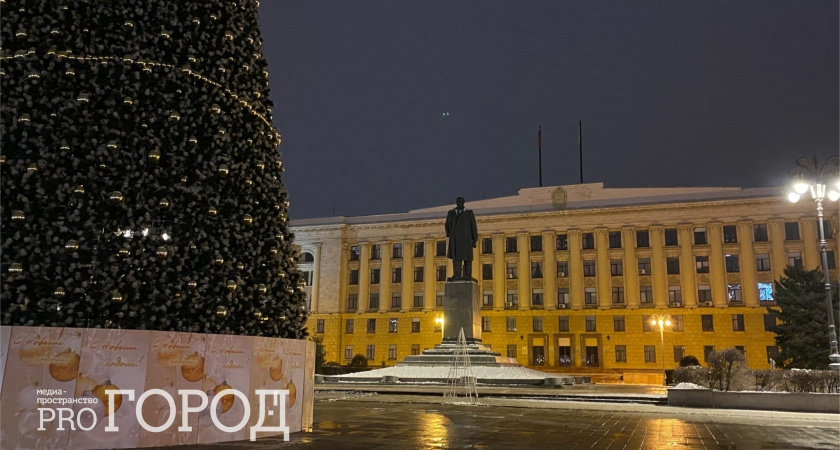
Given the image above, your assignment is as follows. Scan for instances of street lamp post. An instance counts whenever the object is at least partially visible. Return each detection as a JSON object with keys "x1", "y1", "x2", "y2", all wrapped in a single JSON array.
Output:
[
  {"x1": 435, "y1": 317, "x2": 444, "y2": 343},
  {"x1": 651, "y1": 314, "x2": 671, "y2": 386},
  {"x1": 787, "y1": 155, "x2": 840, "y2": 371}
]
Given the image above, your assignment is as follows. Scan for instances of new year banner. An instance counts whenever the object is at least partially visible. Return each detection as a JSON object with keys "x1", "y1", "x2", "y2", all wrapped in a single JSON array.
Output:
[
  {"x1": 136, "y1": 331, "x2": 207, "y2": 447},
  {"x1": 0, "y1": 326, "x2": 84, "y2": 449},
  {"x1": 196, "y1": 333, "x2": 254, "y2": 444},
  {"x1": 0, "y1": 327, "x2": 313, "y2": 450},
  {"x1": 67, "y1": 328, "x2": 151, "y2": 449},
  {"x1": 249, "y1": 336, "x2": 305, "y2": 438}
]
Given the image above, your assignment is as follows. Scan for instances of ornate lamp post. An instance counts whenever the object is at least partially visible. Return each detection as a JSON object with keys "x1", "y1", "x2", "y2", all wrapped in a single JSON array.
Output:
[
  {"x1": 787, "y1": 155, "x2": 840, "y2": 370},
  {"x1": 435, "y1": 317, "x2": 444, "y2": 342},
  {"x1": 651, "y1": 314, "x2": 671, "y2": 386}
]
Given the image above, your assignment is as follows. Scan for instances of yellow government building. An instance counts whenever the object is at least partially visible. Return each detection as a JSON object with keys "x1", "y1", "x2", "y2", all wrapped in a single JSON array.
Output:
[{"x1": 291, "y1": 183, "x2": 839, "y2": 376}]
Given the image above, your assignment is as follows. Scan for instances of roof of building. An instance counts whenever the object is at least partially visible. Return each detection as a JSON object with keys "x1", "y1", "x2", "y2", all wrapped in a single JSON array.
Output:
[{"x1": 290, "y1": 182, "x2": 783, "y2": 228}]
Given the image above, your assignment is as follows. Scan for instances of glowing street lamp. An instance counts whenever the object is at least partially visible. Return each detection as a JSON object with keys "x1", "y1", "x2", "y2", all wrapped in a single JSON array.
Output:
[
  {"x1": 435, "y1": 317, "x2": 444, "y2": 342},
  {"x1": 787, "y1": 155, "x2": 840, "y2": 370},
  {"x1": 651, "y1": 314, "x2": 671, "y2": 386}
]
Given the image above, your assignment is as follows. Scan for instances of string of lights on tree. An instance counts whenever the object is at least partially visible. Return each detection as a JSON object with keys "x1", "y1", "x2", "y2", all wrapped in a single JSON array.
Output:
[{"x1": 1, "y1": 0, "x2": 309, "y2": 338}]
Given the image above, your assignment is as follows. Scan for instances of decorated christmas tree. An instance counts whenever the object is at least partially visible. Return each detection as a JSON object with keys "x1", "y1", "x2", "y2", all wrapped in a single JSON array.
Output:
[{"x1": 1, "y1": 0, "x2": 309, "y2": 338}]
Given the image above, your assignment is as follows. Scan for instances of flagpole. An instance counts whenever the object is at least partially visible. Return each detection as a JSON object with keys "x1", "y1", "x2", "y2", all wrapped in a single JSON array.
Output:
[
  {"x1": 538, "y1": 125, "x2": 543, "y2": 187},
  {"x1": 579, "y1": 120, "x2": 583, "y2": 184}
]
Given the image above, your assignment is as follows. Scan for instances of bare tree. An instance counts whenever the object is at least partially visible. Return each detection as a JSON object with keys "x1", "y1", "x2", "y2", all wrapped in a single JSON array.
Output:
[{"x1": 707, "y1": 348, "x2": 747, "y2": 391}]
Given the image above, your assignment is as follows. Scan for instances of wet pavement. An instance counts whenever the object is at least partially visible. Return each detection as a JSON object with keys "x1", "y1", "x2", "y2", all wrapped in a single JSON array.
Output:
[{"x1": 152, "y1": 393, "x2": 840, "y2": 450}]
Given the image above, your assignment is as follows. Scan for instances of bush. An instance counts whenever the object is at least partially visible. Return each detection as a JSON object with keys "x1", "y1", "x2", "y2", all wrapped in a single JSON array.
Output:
[
  {"x1": 679, "y1": 355, "x2": 701, "y2": 367},
  {"x1": 349, "y1": 354, "x2": 369, "y2": 368},
  {"x1": 324, "y1": 361, "x2": 341, "y2": 367},
  {"x1": 672, "y1": 366, "x2": 709, "y2": 387}
]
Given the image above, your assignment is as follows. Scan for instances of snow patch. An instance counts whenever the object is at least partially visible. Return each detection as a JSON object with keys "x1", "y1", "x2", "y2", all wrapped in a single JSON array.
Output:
[{"x1": 672, "y1": 382, "x2": 707, "y2": 390}]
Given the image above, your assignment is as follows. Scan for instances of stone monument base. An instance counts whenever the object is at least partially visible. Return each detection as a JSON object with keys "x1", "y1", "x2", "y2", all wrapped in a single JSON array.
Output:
[{"x1": 400, "y1": 341, "x2": 519, "y2": 366}]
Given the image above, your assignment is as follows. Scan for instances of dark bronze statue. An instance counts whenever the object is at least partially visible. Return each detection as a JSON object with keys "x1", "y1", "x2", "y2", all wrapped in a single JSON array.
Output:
[{"x1": 445, "y1": 197, "x2": 478, "y2": 279}]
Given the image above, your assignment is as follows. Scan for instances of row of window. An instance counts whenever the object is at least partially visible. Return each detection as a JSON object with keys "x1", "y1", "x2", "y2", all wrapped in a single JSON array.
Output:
[
  {"x1": 348, "y1": 221, "x2": 833, "y2": 261},
  {"x1": 347, "y1": 251, "x2": 837, "y2": 285},
  {"x1": 316, "y1": 313, "x2": 776, "y2": 336},
  {"x1": 345, "y1": 280, "x2": 773, "y2": 312}
]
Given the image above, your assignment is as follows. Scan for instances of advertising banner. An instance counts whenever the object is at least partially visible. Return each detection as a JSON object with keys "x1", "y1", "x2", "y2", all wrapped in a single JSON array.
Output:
[{"x1": 196, "y1": 333, "x2": 254, "y2": 444}]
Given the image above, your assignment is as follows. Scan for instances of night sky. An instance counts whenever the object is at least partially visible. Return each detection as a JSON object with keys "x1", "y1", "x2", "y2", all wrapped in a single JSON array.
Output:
[{"x1": 259, "y1": 1, "x2": 838, "y2": 220}]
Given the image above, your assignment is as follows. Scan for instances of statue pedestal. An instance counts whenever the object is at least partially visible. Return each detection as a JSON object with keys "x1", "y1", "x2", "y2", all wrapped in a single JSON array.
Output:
[{"x1": 443, "y1": 279, "x2": 481, "y2": 344}]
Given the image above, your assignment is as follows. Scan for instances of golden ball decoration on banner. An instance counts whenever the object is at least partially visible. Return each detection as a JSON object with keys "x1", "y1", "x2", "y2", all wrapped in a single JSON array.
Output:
[
  {"x1": 65, "y1": 240, "x2": 79, "y2": 252},
  {"x1": 215, "y1": 305, "x2": 228, "y2": 318},
  {"x1": 109, "y1": 191, "x2": 124, "y2": 204},
  {"x1": 11, "y1": 210, "x2": 25, "y2": 221},
  {"x1": 54, "y1": 287, "x2": 66, "y2": 298},
  {"x1": 110, "y1": 291, "x2": 124, "y2": 304},
  {"x1": 226, "y1": 280, "x2": 237, "y2": 291},
  {"x1": 8, "y1": 263, "x2": 23, "y2": 274},
  {"x1": 155, "y1": 247, "x2": 168, "y2": 259}
]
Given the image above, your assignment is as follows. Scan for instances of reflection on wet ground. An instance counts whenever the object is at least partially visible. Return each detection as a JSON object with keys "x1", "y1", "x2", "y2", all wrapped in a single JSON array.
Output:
[{"x1": 151, "y1": 397, "x2": 840, "y2": 449}]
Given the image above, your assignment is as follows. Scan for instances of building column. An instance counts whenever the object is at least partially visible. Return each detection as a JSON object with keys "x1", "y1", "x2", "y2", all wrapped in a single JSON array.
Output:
[
  {"x1": 568, "y1": 230, "x2": 584, "y2": 309},
  {"x1": 622, "y1": 227, "x2": 639, "y2": 308},
  {"x1": 401, "y1": 239, "x2": 413, "y2": 312},
  {"x1": 358, "y1": 243, "x2": 370, "y2": 311},
  {"x1": 312, "y1": 244, "x2": 321, "y2": 313},
  {"x1": 650, "y1": 226, "x2": 668, "y2": 308},
  {"x1": 707, "y1": 222, "x2": 727, "y2": 307},
  {"x1": 595, "y1": 228, "x2": 611, "y2": 308},
  {"x1": 737, "y1": 221, "x2": 759, "y2": 307},
  {"x1": 493, "y1": 234, "x2": 505, "y2": 309},
  {"x1": 379, "y1": 241, "x2": 391, "y2": 312},
  {"x1": 518, "y1": 232, "x2": 530, "y2": 308},
  {"x1": 800, "y1": 218, "x2": 820, "y2": 270},
  {"x1": 471, "y1": 245, "x2": 480, "y2": 282},
  {"x1": 424, "y1": 238, "x2": 435, "y2": 311},
  {"x1": 543, "y1": 230, "x2": 557, "y2": 309},
  {"x1": 768, "y1": 219, "x2": 787, "y2": 282},
  {"x1": 339, "y1": 244, "x2": 349, "y2": 313},
  {"x1": 677, "y1": 224, "x2": 697, "y2": 307}
]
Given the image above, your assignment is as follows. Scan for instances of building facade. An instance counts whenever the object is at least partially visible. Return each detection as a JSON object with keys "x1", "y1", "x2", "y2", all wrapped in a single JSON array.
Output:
[{"x1": 292, "y1": 183, "x2": 839, "y2": 375}]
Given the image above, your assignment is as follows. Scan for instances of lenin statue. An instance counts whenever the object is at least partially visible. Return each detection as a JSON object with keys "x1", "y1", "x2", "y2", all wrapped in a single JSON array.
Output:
[{"x1": 445, "y1": 197, "x2": 478, "y2": 279}]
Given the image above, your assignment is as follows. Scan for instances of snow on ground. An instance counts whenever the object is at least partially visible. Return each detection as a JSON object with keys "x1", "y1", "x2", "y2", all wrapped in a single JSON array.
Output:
[
  {"x1": 672, "y1": 382, "x2": 707, "y2": 390},
  {"x1": 337, "y1": 365, "x2": 560, "y2": 380}
]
